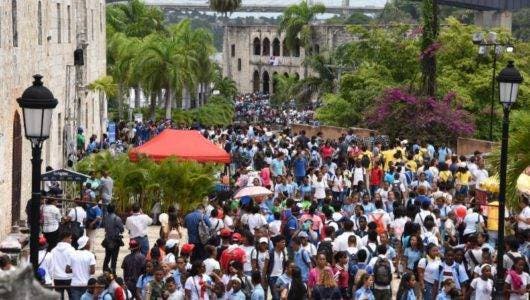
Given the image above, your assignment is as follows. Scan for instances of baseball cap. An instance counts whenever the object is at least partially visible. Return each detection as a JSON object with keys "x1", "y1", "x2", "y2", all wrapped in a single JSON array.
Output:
[
  {"x1": 166, "y1": 239, "x2": 178, "y2": 249},
  {"x1": 129, "y1": 239, "x2": 139, "y2": 249},
  {"x1": 181, "y1": 243, "x2": 195, "y2": 254},
  {"x1": 220, "y1": 228, "x2": 233, "y2": 238},
  {"x1": 298, "y1": 231, "x2": 309, "y2": 239},
  {"x1": 77, "y1": 236, "x2": 89, "y2": 250},
  {"x1": 259, "y1": 237, "x2": 269, "y2": 244}
]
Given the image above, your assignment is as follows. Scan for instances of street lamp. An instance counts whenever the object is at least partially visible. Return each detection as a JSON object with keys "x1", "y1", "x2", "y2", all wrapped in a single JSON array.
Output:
[
  {"x1": 494, "y1": 61, "x2": 523, "y2": 298},
  {"x1": 16, "y1": 75, "x2": 58, "y2": 275},
  {"x1": 472, "y1": 31, "x2": 514, "y2": 141}
]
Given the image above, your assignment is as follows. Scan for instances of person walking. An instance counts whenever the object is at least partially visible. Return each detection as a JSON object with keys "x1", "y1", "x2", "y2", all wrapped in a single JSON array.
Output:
[
  {"x1": 42, "y1": 198, "x2": 62, "y2": 250},
  {"x1": 50, "y1": 230, "x2": 76, "y2": 300},
  {"x1": 121, "y1": 239, "x2": 146, "y2": 299},
  {"x1": 125, "y1": 203, "x2": 153, "y2": 256},
  {"x1": 100, "y1": 170, "x2": 114, "y2": 220},
  {"x1": 70, "y1": 236, "x2": 96, "y2": 300},
  {"x1": 103, "y1": 204, "x2": 124, "y2": 274},
  {"x1": 184, "y1": 204, "x2": 211, "y2": 261}
]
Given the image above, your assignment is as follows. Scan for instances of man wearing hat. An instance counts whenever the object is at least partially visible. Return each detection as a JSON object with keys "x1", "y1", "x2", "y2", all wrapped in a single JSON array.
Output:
[
  {"x1": 70, "y1": 235, "x2": 96, "y2": 300},
  {"x1": 121, "y1": 239, "x2": 146, "y2": 299}
]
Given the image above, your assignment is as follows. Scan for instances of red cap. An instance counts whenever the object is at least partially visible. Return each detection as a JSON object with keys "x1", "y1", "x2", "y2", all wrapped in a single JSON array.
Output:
[
  {"x1": 231, "y1": 233, "x2": 242, "y2": 242},
  {"x1": 129, "y1": 239, "x2": 139, "y2": 249},
  {"x1": 38, "y1": 236, "x2": 47, "y2": 246},
  {"x1": 181, "y1": 243, "x2": 195, "y2": 254},
  {"x1": 220, "y1": 228, "x2": 233, "y2": 238}
]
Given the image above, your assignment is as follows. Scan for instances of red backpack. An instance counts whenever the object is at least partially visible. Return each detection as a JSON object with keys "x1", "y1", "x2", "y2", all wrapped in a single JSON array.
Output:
[
  {"x1": 373, "y1": 214, "x2": 387, "y2": 235},
  {"x1": 220, "y1": 246, "x2": 246, "y2": 272}
]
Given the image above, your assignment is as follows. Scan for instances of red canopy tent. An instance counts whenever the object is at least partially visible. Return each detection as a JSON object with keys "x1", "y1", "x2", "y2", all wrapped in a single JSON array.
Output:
[{"x1": 129, "y1": 129, "x2": 230, "y2": 164}]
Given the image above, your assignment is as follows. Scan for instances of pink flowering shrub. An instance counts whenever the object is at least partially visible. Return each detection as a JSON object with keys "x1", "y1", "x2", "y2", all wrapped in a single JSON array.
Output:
[{"x1": 365, "y1": 88, "x2": 475, "y2": 143}]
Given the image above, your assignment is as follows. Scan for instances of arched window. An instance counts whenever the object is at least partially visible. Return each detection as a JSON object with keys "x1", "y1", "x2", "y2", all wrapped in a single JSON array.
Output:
[
  {"x1": 282, "y1": 39, "x2": 290, "y2": 57},
  {"x1": 262, "y1": 71, "x2": 270, "y2": 95},
  {"x1": 272, "y1": 72, "x2": 278, "y2": 93},
  {"x1": 283, "y1": 72, "x2": 289, "y2": 78},
  {"x1": 262, "y1": 38, "x2": 270, "y2": 56},
  {"x1": 293, "y1": 38, "x2": 301, "y2": 57},
  {"x1": 253, "y1": 70, "x2": 260, "y2": 92},
  {"x1": 253, "y1": 37, "x2": 261, "y2": 55},
  {"x1": 294, "y1": 73, "x2": 300, "y2": 80},
  {"x1": 272, "y1": 38, "x2": 280, "y2": 56}
]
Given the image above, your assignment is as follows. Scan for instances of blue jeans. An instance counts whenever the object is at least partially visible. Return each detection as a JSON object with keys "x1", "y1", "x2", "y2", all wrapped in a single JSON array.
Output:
[
  {"x1": 424, "y1": 281, "x2": 434, "y2": 300},
  {"x1": 70, "y1": 286, "x2": 86, "y2": 300},
  {"x1": 488, "y1": 230, "x2": 498, "y2": 247},
  {"x1": 134, "y1": 236, "x2": 149, "y2": 256},
  {"x1": 269, "y1": 276, "x2": 279, "y2": 300}
]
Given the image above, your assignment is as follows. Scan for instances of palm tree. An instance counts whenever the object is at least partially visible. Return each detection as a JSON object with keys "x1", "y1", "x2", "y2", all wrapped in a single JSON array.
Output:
[
  {"x1": 278, "y1": 1, "x2": 326, "y2": 54},
  {"x1": 88, "y1": 76, "x2": 118, "y2": 136},
  {"x1": 106, "y1": 0, "x2": 165, "y2": 38},
  {"x1": 213, "y1": 75, "x2": 238, "y2": 100},
  {"x1": 210, "y1": 0, "x2": 242, "y2": 79}
]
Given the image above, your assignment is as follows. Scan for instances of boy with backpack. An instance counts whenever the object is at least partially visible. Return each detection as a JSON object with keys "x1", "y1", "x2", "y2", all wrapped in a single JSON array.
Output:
[
  {"x1": 291, "y1": 237, "x2": 313, "y2": 283},
  {"x1": 367, "y1": 245, "x2": 395, "y2": 299}
]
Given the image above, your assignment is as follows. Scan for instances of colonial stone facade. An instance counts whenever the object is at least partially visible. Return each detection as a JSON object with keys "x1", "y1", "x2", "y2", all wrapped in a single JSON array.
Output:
[
  {"x1": 0, "y1": 0, "x2": 107, "y2": 239},
  {"x1": 222, "y1": 24, "x2": 354, "y2": 94}
]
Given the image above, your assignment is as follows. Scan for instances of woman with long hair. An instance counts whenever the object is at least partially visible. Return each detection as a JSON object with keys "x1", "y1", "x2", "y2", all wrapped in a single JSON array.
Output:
[
  {"x1": 396, "y1": 272, "x2": 418, "y2": 300},
  {"x1": 280, "y1": 266, "x2": 307, "y2": 300},
  {"x1": 403, "y1": 235, "x2": 423, "y2": 274},
  {"x1": 184, "y1": 260, "x2": 213, "y2": 300},
  {"x1": 417, "y1": 243, "x2": 442, "y2": 300},
  {"x1": 312, "y1": 267, "x2": 342, "y2": 300},
  {"x1": 504, "y1": 257, "x2": 530, "y2": 299}
]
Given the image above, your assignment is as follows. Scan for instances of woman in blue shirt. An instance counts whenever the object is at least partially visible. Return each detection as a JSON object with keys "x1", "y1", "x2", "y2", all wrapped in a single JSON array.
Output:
[
  {"x1": 354, "y1": 273, "x2": 375, "y2": 300},
  {"x1": 404, "y1": 235, "x2": 423, "y2": 272}
]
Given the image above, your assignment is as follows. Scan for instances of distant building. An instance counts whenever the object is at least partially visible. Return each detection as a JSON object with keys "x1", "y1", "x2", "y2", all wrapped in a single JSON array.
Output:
[
  {"x1": 222, "y1": 24, "x2": 354, "y2": 94},
  {"x1": 0, "y1": 0, "x2": 106, "y2": 238}
]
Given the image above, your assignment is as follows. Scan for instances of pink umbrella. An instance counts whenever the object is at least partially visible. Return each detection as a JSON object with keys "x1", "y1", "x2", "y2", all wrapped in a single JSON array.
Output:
[{"x1": 234, "y1": 186, "x2": 273, "y2": 199}]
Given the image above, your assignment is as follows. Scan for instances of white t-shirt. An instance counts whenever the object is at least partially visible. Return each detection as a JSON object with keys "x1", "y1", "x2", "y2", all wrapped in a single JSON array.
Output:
[
  {"x1": 269, "y1": 220, "x2": 282, "y2": 236},
  {"x1": 369, "y1": 209, "x2": 391, "y2": 228},
  {"x1": 70, "y1": 250, "x2": 96, "y2": 286},
  {"x1": 390, "y1": 217, "x2": 410, "y2": 239},
  {"x1": 49, "y1": 242, "x2": 75, "y2": 280},
  {"x1": 333, "y1": 232, "x2": 359, "y2": 252},
  {"x1": 243, "y1": 245, "x2": 255, "y2": 272},
  {"x1": 505, "y1": 271, "x2": 530, "y2": 300},
  {"x1": 313, "y1": 180, "x2": 327, "y2": 199},
  {"x1": 209, "y1": 218, "x2": 224, "y2": 233},
  {"x1": 68, "y1": 207, "x2": 87, "y2": 226},
  {"x1": 250, "y1": 249, "x2": 270, "y2": 272},
  {"x1": 224, "y1": 215, "x2": 234, "y2": 229},
  {"x1": 352, "y1": 167, "x2": 365, "y2": 186},
  {"x1": 418, "y1": 258, "x2": 442, "y2": 284},
  {"x1": 302, "y1": 243, "x2": 317, "y2": 257},
  {"x1": 203, "y1": 258, "x2": 220, "y2": 276},
  {"x1": 184, "y1": 275, "x2": 212, "y2": 300},
  {"x1": 248, "y1": 214, "x2": 266, "y2": 234},
  {"x1": 270, "y1": 250, "x2": 286, "y2": 277},
  {"x1": 42, "y1": 204, "x2": 62, "y2": 233},
  {"x1": 518, "y1": 206, "x2": 530, "y2": 231},
  {"x1": 470, "y1": 277, "x2": 493, "y2": 300},
  {"x1": 463, "y1": 212, "x2": 484, "y2": 235}
]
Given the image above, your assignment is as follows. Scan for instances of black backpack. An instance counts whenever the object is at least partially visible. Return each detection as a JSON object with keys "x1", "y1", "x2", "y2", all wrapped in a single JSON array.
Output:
[
  {"x1": 317, "y1": 240, "x2": 333, "y2": 264},
  {"x1": 373, "y1": 258, "x2": 392, "y2": 286}
]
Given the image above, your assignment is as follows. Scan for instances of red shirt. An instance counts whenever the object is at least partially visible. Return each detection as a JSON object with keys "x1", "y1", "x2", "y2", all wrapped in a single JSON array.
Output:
[
  {"x1": 370, "y1": 167, "x2": 383, "y2": 186},
  {"x1": 320, "y1": 146, "x2": 334, "y2": 159},
  {"x1": 333, "y1": 265, "x2": 349, "y2": 288}
]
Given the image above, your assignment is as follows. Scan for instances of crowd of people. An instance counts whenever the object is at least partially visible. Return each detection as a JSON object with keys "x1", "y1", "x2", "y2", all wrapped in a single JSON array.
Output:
[{"x1": 4, "y1": 94, "x2": 530, "y2": 300}]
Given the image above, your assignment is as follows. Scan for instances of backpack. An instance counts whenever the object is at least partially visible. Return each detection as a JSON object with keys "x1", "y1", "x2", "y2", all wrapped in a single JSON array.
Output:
[
  {"x1": 365, "y1": 244, "x2": 377, "y2": 260},
  {"x1": 373, "y1": 214, "x2": 387, "y2": 235},
  {"x1": 348, "y1": 253, "x2": 359, "y2": 276},
  {"x1": 198, "y1": 214, "x2": 212, "y2": 245},
  {"x1": 220, "y1": 247, "x2": 247, "y2": 272},
  {"x1": 361, "y1": 154, "x2": 371, "y2": 169},
  {"x1": 317, "y1": 241, "x2": 333, "y2": 264},
  {"x1": 373, "y1": 258, "x2": 392, "y2": 286},
  {"x1": 240, "y1": 275, "x2": 252, "y2": 300},
  {"x1": 392, "y1": 182, "x2": 403, "y2": 202}
]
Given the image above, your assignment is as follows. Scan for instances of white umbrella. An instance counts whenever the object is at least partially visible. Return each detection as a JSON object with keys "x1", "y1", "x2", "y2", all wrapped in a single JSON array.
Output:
[{"x1": 234, "y1": 186, "x2": 273, "y2": 199}]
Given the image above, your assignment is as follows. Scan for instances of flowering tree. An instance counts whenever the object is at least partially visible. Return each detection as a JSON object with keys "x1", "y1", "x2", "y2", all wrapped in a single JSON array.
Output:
[{"x1": 365, "y1": 88, "x2": 475, "y2": 144}]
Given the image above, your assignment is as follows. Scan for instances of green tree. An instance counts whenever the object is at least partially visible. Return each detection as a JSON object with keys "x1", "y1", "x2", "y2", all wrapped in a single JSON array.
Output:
[
  {"x1": 213, "y1": 74, "x2": 238, "y2": 100},
  {"x1": 209, "y1": 0, "x2": 242, "y2": 16},
  {"x1": 106, "y1": 0, "x2": 165, "y2": 37},
  {"x1": 278, "y1": 0, "x2": 326, "y2": 53},
  {"x1": 513, "y1": 8, "x2": 530, "y2": 41}
]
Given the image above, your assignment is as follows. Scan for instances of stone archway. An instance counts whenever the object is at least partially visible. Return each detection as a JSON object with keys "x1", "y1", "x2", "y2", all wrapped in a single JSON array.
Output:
[
  {"x1": 11, "y1": 111, "x2": 22, "y2": 225},
  {"x1": 253, "y1": 70, "x2": 260, "y2": 92},
  {"x1": 253, "y1": 37, "x2": 261, "y2": 55},
  {"x1": 262, "y1": 38, "x2": 270, "y2": 56},
  {"x1": 262, "y1": 71, "x2": 270, "y2": 94},
  {"x1": 272, "y1": 38, "x2": 281, "y2": 56}
]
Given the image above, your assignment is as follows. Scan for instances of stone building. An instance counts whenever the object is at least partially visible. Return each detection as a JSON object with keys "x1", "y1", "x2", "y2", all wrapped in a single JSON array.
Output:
[
  {"x1": 222, "y1": 24, "x2": 354, "y2": 94},
  {"x1": 0, "y1": 0, "x2": 107, "y2": 239}
]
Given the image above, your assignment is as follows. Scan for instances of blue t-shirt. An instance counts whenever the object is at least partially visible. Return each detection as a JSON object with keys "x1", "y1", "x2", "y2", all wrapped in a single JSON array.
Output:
[
  {"x1": 293, "y1": 157, "x2": 307, "y2": 177},
  {"x1": 355, "y1": 287, "x2": 375, "y2": 300},
  {"x1": 404, "y1": 248, "x2": 422, "y2": 270},
  {"x1": 293, "y1": 249, "x2": 311, "y2": 282},
  {"x1": 86, "y1": 205, "x2": 102, "y2": 227},
  {"x1": 271, "y1": 159, "x2": 284, "y2": 176},
  {"x1": 362, "y1": 202, "x2": 376, "y2": 215},
  {"x1": 285, "y1": 216, "x2": 298, "y2": 242}
]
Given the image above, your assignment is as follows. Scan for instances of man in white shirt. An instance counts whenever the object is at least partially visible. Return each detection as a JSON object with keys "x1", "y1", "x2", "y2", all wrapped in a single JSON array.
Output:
[
  {"x1": 368, "y1": 201, "x2": 391, "y2": 231},
  {"x1": 247, "y1": 206, "x2": 267, "y2": 235},
  {"x1": 367, "y1": 245, "x2": 396, "y2": 299},
  {"x1": 125, "y1": 203, "x2": 153, "y2": 256},
  {"x1": 472, "y1": 160, "x2": 489, "y2": 189},
  {"x1": 70, "y1": 236, "x2": 96, "y2": 300},
  {"x1": 49, "y1": 230, "x2": 76, "y2": 299},
  {"x1": 42, "y1": 198, "x2": 62, "y2": 250},
  {"x1": 333, "y1": 220, "x2": 360, "y2": 252}
]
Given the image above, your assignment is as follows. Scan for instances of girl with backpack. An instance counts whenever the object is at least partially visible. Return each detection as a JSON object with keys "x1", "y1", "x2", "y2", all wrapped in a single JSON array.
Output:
[{"x1": 417, "y1": 243, "x2": 442, "y2": 300}]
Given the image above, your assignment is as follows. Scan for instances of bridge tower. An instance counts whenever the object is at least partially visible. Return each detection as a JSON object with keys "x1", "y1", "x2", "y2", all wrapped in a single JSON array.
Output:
[
  {"x1": 342, "y1": 0, "x2": 350, "y2": 17},
  {"x1": 474, "y1": 11, "x2": 512, "y2": 32}
]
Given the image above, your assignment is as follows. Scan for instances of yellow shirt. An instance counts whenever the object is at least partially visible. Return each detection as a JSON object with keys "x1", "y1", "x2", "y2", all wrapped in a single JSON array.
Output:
[
  {"x1": 413, "y1": 154, "x2": 424, "y2": 165},
  {"x1": 382, "y1": 149, "x2": 396, "y2": 170},
  {"x1": 456, "y1": 171, "x2": 472, "y2": 185},
  {"x1": 486, "y1": 201, "x2": 499, "y2": 231},
  {"x1": 439, "y1": 170, "x2": 453, "y2": 182},
  {"x1": 405, "y1": 160, "x2": 417, "y2": 172}
]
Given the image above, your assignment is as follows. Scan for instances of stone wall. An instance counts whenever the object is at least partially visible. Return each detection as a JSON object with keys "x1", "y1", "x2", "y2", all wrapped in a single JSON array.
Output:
[
  {"x1": 0, "y1": 0, "x2": 106, "y2": 239},
  {"x1": 223, "y1": 24, "x2": 354, "y2": 94},
  {"x1": 290, "y1": 124, "x2": 376, "y2": 140},
  {"x1": 457, "y1": 137, "x2": 498, "y2": 156}
]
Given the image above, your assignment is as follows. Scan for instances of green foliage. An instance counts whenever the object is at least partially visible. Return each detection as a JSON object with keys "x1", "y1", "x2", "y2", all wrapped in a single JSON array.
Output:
[
  {"x1": 88, "y1": 76, "x2": 118, "y2": 98},
  {"x1": 316, "y1": 94, "x2": 361, "y2": 127},
  {"x1": 106, "y1": 0, "x2": 165, "y2": 38},
  {"x1": 513, "y1": 8, "x2": 530, "y2": 41},
  {"x1": 278, "y1": 0, "x2": 326, "y2": 51},
  {"x1": 209, "y1": 0, "x2": 242, "y2": 15},
  {"x1": 213, "y1": 74, "x2": 238, "y2": 100},
  {"x1": 488, "y1": 110, "x2": 530, "y2": 209},
  {"x1": 76, "y1": 151, "x2": 218, "y2": 213},
  {"x1": 271, "y1": 74, "x2": 299, "y2": 106}
]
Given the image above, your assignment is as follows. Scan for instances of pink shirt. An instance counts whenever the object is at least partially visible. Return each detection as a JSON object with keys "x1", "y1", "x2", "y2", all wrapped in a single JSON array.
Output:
[
  {"x1": 308, "y1": 268, "x2": 322, "y2": 288},
  {"x1": 260, "y1": 167, "x2": 271, "y2": 186},
  {"x1": 300, "y1": 214, "x2": 323, "y2": 233}
]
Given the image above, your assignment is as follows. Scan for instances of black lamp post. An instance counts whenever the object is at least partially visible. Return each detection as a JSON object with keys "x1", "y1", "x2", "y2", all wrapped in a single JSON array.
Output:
[
  {"x1": 16, "y1": 75, "x2": 58, "y2": 275},
  {"x1": 494, "y1": 61, "x2": 523, "y2": 297},
  {"x1": 472, "y1": 31, "x2": 514, "y2": 141}
]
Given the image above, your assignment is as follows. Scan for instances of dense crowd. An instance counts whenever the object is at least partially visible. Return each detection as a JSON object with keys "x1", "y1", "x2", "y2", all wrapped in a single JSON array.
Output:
[{"x1": 6, "y1": 95, "x2": 530, "y2": 300}]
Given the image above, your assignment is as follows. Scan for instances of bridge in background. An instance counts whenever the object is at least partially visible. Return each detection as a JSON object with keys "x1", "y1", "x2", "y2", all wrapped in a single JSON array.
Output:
[{"x1": 106, "y1": 0, "x2": 386, "y2": 14}]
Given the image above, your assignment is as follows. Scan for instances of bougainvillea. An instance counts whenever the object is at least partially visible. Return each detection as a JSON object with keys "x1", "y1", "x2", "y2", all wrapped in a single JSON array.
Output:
[{"x1": 365, "y1": 88, "x2": 475, "y2": 144}]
